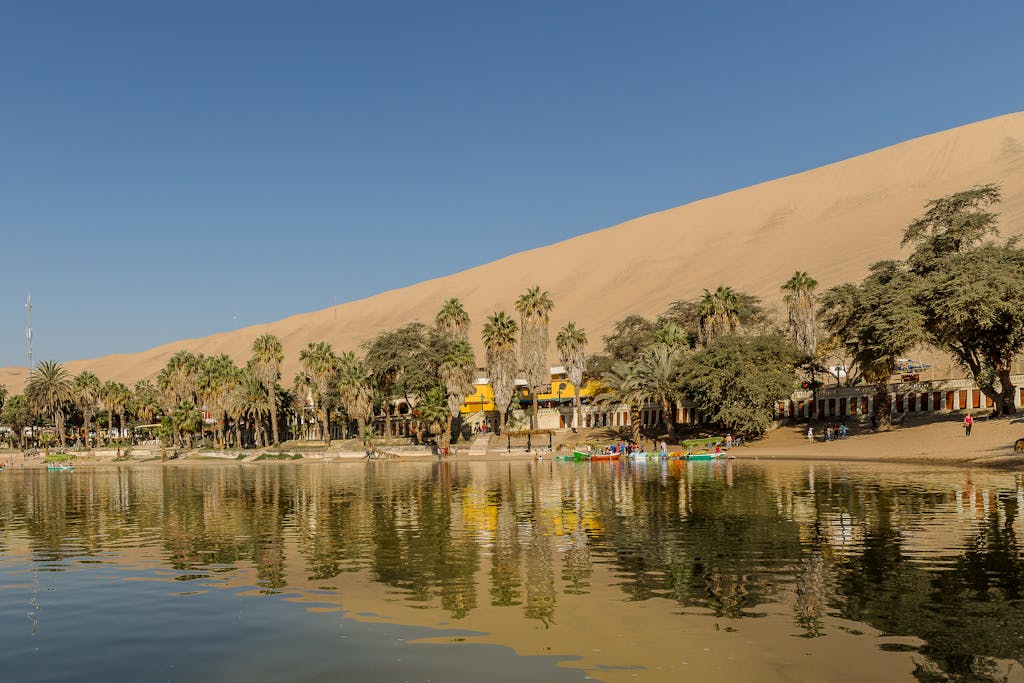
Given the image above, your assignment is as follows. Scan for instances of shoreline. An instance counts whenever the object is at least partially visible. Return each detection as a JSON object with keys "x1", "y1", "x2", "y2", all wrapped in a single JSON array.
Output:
[{"x1": 5, "y1": 414, "x2": 1023, "y2": 471}]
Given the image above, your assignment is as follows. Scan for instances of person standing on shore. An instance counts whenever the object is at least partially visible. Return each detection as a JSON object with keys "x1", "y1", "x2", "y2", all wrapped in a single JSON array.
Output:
[
  {"x1": 807, "y1": 426, "x2": 814, "y2": 443},
  {"x1": 963, "y1": 413, "x2": 974, "y2": 436}
]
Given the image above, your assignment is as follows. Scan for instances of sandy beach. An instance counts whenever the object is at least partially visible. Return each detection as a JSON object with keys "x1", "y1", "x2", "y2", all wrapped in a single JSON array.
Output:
[{"x1": 7, "y1": 413, "x2": 1024, "y2": 471}]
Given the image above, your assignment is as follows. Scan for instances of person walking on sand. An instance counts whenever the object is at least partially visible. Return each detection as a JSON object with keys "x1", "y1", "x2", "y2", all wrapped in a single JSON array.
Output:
[
  {"x1": 963, "y1": 413, "x2": 974, "y2": 437},
  {"x1": 807, "y1": 426, "x2": 814, "y2": 443}
]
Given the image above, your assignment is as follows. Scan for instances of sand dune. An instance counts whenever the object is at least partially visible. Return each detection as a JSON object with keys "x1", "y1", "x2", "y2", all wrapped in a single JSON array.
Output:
[{"x1": 4, "y1": 112, "x2": 1024, "y2": 391}]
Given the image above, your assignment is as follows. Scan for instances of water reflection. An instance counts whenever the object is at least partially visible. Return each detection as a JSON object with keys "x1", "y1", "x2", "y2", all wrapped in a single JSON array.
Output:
[{"x1": 2, "y1": 461, "x2": 1024, "y2": 681}]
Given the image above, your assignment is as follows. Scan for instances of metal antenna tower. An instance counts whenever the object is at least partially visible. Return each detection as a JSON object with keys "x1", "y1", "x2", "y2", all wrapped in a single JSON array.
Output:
[{"x1": 26, "y1": 293, "x2": 33, "y2": 370}]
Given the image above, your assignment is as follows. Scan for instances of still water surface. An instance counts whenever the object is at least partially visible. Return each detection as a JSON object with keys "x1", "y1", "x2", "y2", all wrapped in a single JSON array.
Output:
[{"x1": 1, "y1": 460, "x2": 1023, "y2": 682}]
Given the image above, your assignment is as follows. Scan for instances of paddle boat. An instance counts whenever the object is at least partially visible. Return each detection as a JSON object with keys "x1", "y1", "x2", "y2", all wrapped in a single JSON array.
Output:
[
  {"x1": 47, "y1": 463, "x2": 75, "y2": 472},
  {"x1": 588, "y1": 451, "x2": 620, "y2": 461}
]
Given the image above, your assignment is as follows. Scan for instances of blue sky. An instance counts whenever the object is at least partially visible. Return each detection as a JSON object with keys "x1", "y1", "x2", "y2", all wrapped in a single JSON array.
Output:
[{"x1": 2, "y1": 0, "x2": 1022, "y2": 368}]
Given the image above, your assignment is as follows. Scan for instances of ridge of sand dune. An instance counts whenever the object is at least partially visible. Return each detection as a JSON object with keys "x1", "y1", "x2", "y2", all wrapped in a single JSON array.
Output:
[{"x1": 4, "y1": 112, "x2": 1024, "y2": 391}]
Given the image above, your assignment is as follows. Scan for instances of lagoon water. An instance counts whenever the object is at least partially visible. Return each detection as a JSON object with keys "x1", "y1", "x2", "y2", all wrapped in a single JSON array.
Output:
[{"x1": 1, "y1": 459, "x2": 1023, "y2": 682}]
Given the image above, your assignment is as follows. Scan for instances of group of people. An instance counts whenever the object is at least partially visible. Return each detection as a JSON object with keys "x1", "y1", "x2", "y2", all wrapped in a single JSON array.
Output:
[{"x1": 807, "y1": 422, "x2": 848, "y2": 443}]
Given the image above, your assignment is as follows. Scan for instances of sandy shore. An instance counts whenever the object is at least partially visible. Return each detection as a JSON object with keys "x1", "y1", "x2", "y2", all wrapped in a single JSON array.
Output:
[{"x1": 5, "y1": 413, "x2": 1023, "y2": 470}]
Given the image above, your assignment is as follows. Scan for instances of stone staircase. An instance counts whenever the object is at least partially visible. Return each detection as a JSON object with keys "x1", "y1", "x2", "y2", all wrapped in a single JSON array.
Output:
[{"x1": 467, "y1": 433, "x2": 491, "y2": 457}]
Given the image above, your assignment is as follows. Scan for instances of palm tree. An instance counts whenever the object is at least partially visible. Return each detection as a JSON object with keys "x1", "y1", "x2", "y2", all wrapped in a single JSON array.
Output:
[
  {"x1": 200, "y1": 354, "x2": 240, "y2": 448},
  {"x1": 439, "y1": 338, "x2": 476, "y2": 439},
  {"x1": 72, "y1": 371, "x2": 101, "y2": 447},
  {"x1": 418, "y1": 385, "x2": 452, "y2": 453},
  {"x1": 515, "y1": 286, "x2": 555, "y2": 430},
  {"x1": 435, "y1": 298, "x2": 470, "y2": 341},
  {"x1": 556, "y1": 322, "x2": 587, "y2": 432},
  {"x1": 595, "y1": 360, "x2": 642, "y2": 444},
  {"x1": 231, "y1": 370, "x2": 271, "y2": 448},
  {"x1": 629, "y1": 344, "x2": 685, "y2": 442},
  {"x1": 132, "y1": 380, "x2": 161, "y2": 438},
  {"x1": 299, "y1": 341, "x2": 338, "y2": 444},
  {"x1": 250, "y1": 334, "x2": 284, "y2": 445},
  {"x1": 336, "y1": 351, "x2": 374, "y2": 438},
  {"x1": 26, "y1": 360, "x2": 73, "y2": 447},
  {"x1": 440, "y1": 338, "x2": 477, "y2": 411},
  {"x1": 697, "y1": 286, "x2": 742, "y2": 345},
  {"x1": 482, "y1": 311, "x2": 519, "y2": 434},
  {"x1": 782, "y1": 271, "x2": 819, "y2": 358},
  {"x1": 100, "y1": 381, "x2": 131, "y2": 444}
]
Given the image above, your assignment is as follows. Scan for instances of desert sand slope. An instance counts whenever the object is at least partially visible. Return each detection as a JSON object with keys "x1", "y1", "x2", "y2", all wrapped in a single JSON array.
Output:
[{"x1": 4, "y1": 112, "x2": 1024, "y2": 391}]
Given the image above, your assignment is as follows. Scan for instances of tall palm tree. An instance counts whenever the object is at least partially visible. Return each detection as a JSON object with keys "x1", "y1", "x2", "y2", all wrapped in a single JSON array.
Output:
[
  {"x1": 629, "y1": 344, "x2": 685, "y2": 442},
  {"x1": 782, "y1": 271, "x2": 819, "y2": 358},
  {"x1": 26, "y1": 360, "x2": 73, "y2": 447},
  {"x1": 439, "y1": 339, "x2": 476, "y2": 433},
  {"x1": 515, "y1": 286, "x2": 555, "y2": 430},
  {"x1": 200, "y1": 354, "x2": 240, "y2": 448},
  {"x1": 250, "y1": 334, "x2": 284, "y2": 445},
  {"x1": 435, "y1": 298, "x2": 470, "y2": 341},
  {"x1": 556, "y1": 322, "x2": 587, "y2": 432},
  {"x1": 482, "y1": 311, "x2": 519, "y2": 434},
  {"x1": 299, "y1": 341, "x2": 338, "y2": 444},
  {"x1": 336, "y1": 351, "x2": 374, "y2": 438},
  {"x1": 72, "y1": 370, "x2": 101, "y2": 447},
  {"x1": 231, "y1": 370, "x2": 271, "y2": 448},
  {"x1": 100, "y1": 381, "x2": 131, "y2": 443},
  {"x1": 418, "y1": 385, "x2": 452, "y2": 453},
  {"x1": 697, "y1": 286, "x2": 742, "y2": 345},
  {"x1": 132, "y1": 380, "x2": 161, "y2": 427}
]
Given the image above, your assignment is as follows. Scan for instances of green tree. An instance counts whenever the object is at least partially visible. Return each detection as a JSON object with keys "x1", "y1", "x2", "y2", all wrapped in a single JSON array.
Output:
[
  {"x1": 26, "y1": 360, "x2": 73, "y2": 447},
  {"x1": 556, "y1": 322, "x2": 587, "y2": 432},
  {"x1": 482, "y1": 311, "x2": 518, "y2": 433},
  {"x1": 364, "y1": 323, "x2": 446, "y2": 434},
  {"x1": 299, "y1": 341, "x2": 338, "y2": 444},
  {"x1": 782, "y1": 271, "x2": 819, "y2": 358},
  {"x1": 439, "y1": 338, "x2": 476, "y2": 439},
  {"x1": 417, "y1": 385, "x2": 452, "y2": 451},
  {"x1": 819, "y1": 261, "x2": 924, "y2": 428},
  {"x1": 630, "y1": 344, "x2": 685, "y2": 442},
  {"x1": 336, "y1": 351, "x2": 374, "y2": 437},
  {"x1": 602, "y1": 314, "x2": 657, "y2": 363},
  {"x1": 681, "y1": 335, "x2": 799, "y2": 437},
  {"x1": 72, "y1": 371, "x2": 102, "y2": 447},
  {"x1": 515, "y1": 286, "x2": 555, "y2": 431},
  {"x1": 201, "y1": 354, "x2": 240, "y2": 448},
  {"x1": 596, "y1": 361, "x2": 642, "y2": 443},
  {"x1": 250, "y1": 334, "x2": 284, "y2": 444},
  {"x1": 901, "y1": 185, "x2": 1024, "y2": 416},
  {"x1": 697, "y1": 286, "x2": 743, "y2": 345},
  {"x1": 435, "y1": 297, "x2": 470, "y2": 341},
  {"x1": 0, "y1": 394, "x2": 32, "y2": 448}
]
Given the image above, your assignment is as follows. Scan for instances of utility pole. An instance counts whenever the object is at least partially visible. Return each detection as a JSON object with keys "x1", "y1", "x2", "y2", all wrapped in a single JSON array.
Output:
[{"x1": 26, "y1": 293, "x2": 33, "y2": 371}]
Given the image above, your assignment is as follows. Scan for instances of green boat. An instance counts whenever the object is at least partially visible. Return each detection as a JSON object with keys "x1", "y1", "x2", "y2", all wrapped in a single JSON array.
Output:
[
  {"x1": 684, "y1": 452, "x2": 722, "y2": 461},
  {"x1": 571, "y1": 451, "x2": 590, "y2": 461},
  {"x1": 47, "y1": 464, "x2": 75, "y2": 472}
]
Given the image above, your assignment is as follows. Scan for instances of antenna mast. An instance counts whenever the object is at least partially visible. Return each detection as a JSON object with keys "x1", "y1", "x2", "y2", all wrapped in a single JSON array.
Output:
[{"x1": 26, "y1": 293, "x2": 33, "y2": 371}]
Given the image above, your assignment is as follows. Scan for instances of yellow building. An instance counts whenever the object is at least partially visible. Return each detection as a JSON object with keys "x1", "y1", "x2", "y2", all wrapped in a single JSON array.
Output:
[{"x1": 460, "y1": 366, "x2": 600, "y2": 416}]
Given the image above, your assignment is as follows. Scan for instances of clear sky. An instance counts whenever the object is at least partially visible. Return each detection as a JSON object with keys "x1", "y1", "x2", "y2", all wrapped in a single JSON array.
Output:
[{"x1": 2, "y1": 0, "x2": 1023, "y2": 368}]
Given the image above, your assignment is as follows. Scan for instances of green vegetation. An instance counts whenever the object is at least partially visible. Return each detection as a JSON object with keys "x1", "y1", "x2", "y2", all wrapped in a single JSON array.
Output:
[
  {"x1": 253, "y1": 452, "x2": 303, "y2": 461},
  {"x1": 2, "y1": 184, "x2": 1019, "y2": 446}
]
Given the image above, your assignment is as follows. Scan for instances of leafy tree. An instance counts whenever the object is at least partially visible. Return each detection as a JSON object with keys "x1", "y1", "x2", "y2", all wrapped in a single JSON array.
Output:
[
  {"x1": 0, "y1": 394, "x2": 33, "y2": 447},
  {"x1": 602, "y1": 315, "x2": 657, "y2": 363},
  {"x1": 515, "y1": 286, "x2": 554, "y2": 430},
  {"x1": 595, "y1": 361, "x2": 642, "y2": 443},
  {"x1": 364, "y1": 323, "x2": 447, "y2": 432},
  {"x1": 100, "y1": 381, "x2": 131, "y2": 444},
  {"x1": 250, "y1": 334, "x2": 284, "y2": 444},
  {"x1": 26, "y1": 360, "x2": 73, "y2": 446},
  {"x1": 902, "y1": 185, "x2": 1024, "y2": 416},
  {"x1": 556, "y1": 322, "x2": 587, "y2": 432},
  {"x1": 681, "y1": 335, "x2": 799, "y2": 436},
  {"x1": 659, "y1": 290, "x2": 767, "y2": 347},
  {"x1": 819, "y1": 261, "x2": 924, "y2": 427},
  {"x1": 201, "y1": 354, "x2": 240, "y2": 448},
  {"x1": 132, "y1": 380, "x2": 161, "y2": 425},
  {"x1": 482, "y1": 311, "x2": 518, "y2": 433}
]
